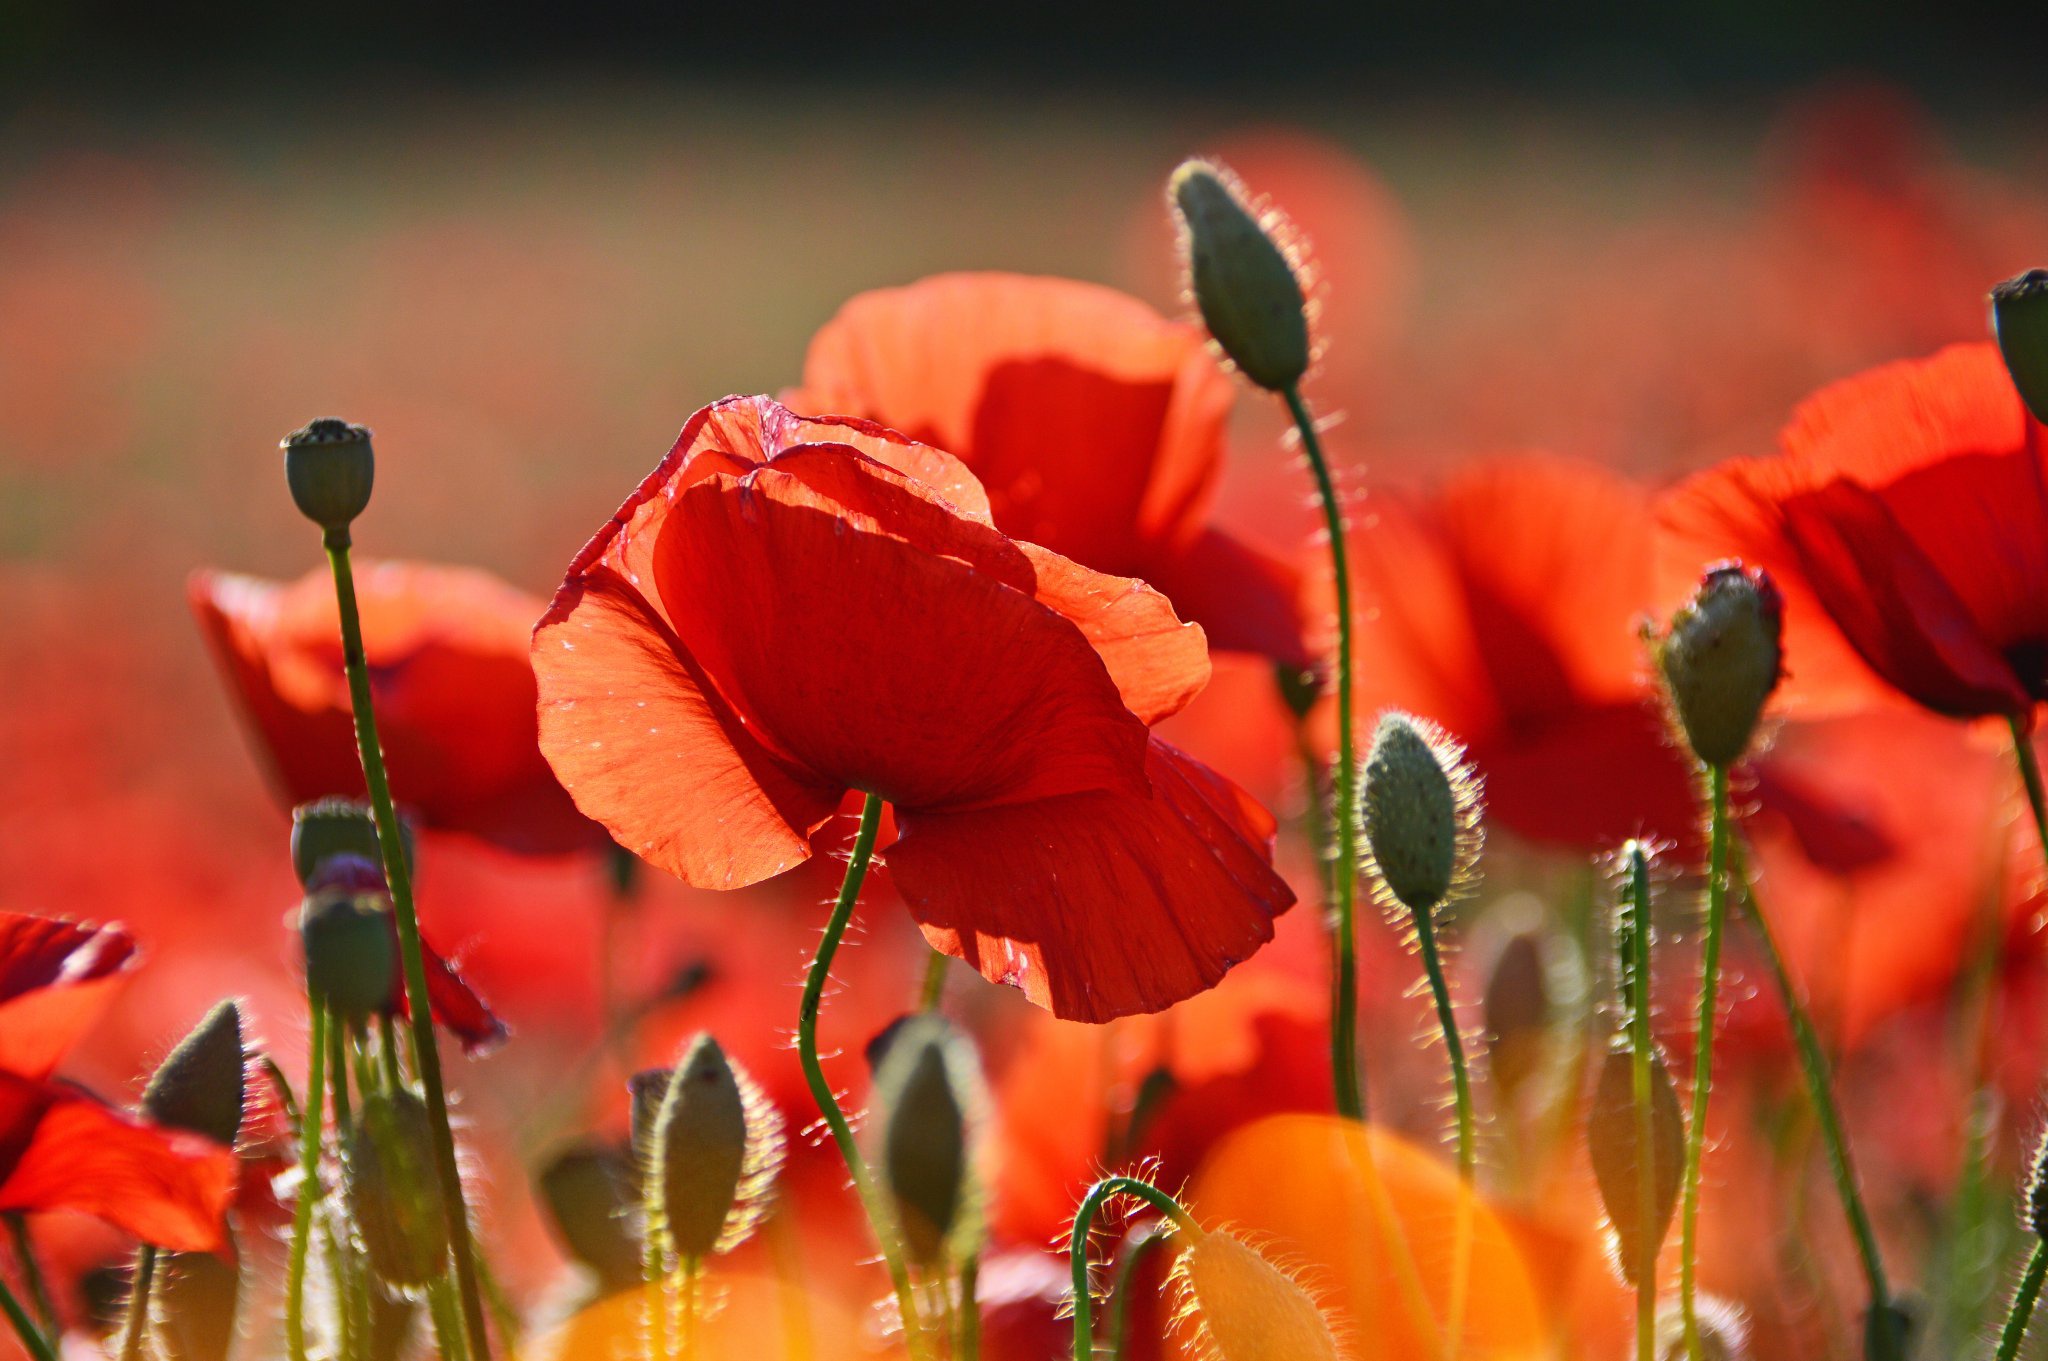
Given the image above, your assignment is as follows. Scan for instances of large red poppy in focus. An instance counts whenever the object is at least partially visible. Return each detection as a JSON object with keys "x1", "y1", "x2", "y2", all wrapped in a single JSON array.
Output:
[
  {"x1": 790, "y1": 273, "x2": 1309, "y2": 665},
  {"x1": 1657, "y1": 342, "x2": 2048, "y2": 723},
  {"x1": 189, "y1": 561, "x2": 600, "y2": 855},
  {"x1": 533, "y1": 396, "x2": 1293, "y2": 1022}
]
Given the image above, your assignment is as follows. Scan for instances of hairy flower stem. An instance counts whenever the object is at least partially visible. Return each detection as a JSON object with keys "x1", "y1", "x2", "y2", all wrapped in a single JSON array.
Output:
[
  {"x1": 285, "y1": 999, "x2": 330, "y2": 1361},
  {"x1": 1623, "y1": 849, "x2": 1657, "y2": 1361},
  {"x1": 324, "y1": 529, "x2": 488, "y2": 1361},
  {"x1": 919, "y1": 946, "x2": 949, "y2": 1013},
  {"x1": 1414, "y1": 907, "x2": 1476, "y2": 1357},
  {"x1": 1106, "y1": 1224, "x2": 1174, "y2": 1361},
  {"x1": 1678, "y1": 764, "x2": 1731, "y2": 1361},
  {"x1": 0, "y1": 1278, "x2": 55, "y2": 1361},
  {"x1": 1727, "y1": 840, "x2": 1898, "y2": 1360},
  {"x1": 1283, "y1": 385, "x2": 1365, "y2": 1121},
  {"x1": 1997, "y1": 1240, "x2": 2048, "y2": 1361},
  {"x1": 4, "y1": 1217, "x2": 56, "y2": 1338},
  {"x1": 114, "y1": 1246, "x2": 156, "y2": 1361},
  {"x1": 797, "y1": 792, "x2": 929, "y2": 1360},
  {"x1": 1070, "y1": 1177, "x2": 1200, "y2": 1360}
]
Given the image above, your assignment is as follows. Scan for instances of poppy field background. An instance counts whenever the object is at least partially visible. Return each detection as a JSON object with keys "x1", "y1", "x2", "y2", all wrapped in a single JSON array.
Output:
[{"x1": 8, "y1": 59, "x2": 2048, "y2": 1361}]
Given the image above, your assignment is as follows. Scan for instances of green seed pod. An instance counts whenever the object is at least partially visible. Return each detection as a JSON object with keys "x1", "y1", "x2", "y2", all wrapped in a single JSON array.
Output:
[
  {"x1": 1169, "y1": 159, "x2": 1312, "y2": 393},
  {"x1": 1360, "y1": 711, "x2": 1484, "y2": 916},
  {"x1": 142, "y1": 1001, "x2": 247, "y2": 1146},
  {"x1": 283, "y1": 418, "x2": 375, "y2": 533},
  {"x1": 344, "y1": 1088, "x2": 450, "y2": 1289},
  {"x1": 872, "y1": 1015, "x2": 984, "y2": 1267},
  {"x1": 1654, "y1": 1296, "x2": 1750, "y2": 1361},
  {"x1": 291, "y1": 797, "x2": 414, "y2": 891},
  {"x1": 156, "y1": 1248, "x2": 240, "y2": 1361},
  {"x1": 1655, "y1": 564, "x2": 1783, "y2": 769},
  {"x1": 1993, "y1": 270, "x2": 2048, "y2": 425},
  {"x1": 538, "y1": 1142, "x2": 643, "y2": 1296},
  {"x1": 300, "y1": 889, "x2": 399, "y2": 1022},
  {"x1": 1588, "y1": 1044, "x2": 1685, "y2": 1288},
  {"x1": 646, "y1": 1034, "x2": 783, "y2": 1260}
]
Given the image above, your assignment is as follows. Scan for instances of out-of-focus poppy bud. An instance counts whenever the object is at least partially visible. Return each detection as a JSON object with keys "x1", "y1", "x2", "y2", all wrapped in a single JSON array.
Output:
[
  {"x1": 344, "y1": 1089, "x2": 449, "y2": 1289},
  {"x1": 156, "y1": 1249, "x2": 240, "y2": 1361},
  {"x1": 1587, "y1": 1043, "x2": 1684, "y2": 1288},
  {"x1": 1655, "y1": 1296, "x2": 1751, "y2": 1361},
  {"x1": 1482, "y1": 929, "x2": 1552, "y2": 1110},
  {"x1": 645, "y1": 1034, "x2": 782, "y2": 1262},
  {"x1": 282, "y1": 418, "x2": 374, "y2": 534},
  {"x1": 538, "y1": 1142, "x2": 643, "y2": 1296},
  {"x1": 142, "y1": 1001, "x2": 247, "y2": 1147},
  {"x1": 1272, "y1": 663, "x2": 1323, "y2": 723},
  {"x1": 1170, "y1": 159, "x2": 1312, "y2": 393},
  {"x1": 1655, "y1": 564, "x2": 1783, "y2": 769},
  {"x1": 1172, "y1": 1228, "x2": 1343, "y2": 1361},
  {"x1": 300, "y1": 889, "x2": 398, "y2": 1022},
  {"x1": 291, "y1": 798, "x2": 412, "y2": 892},
  {"x1": 872, "y1": 1015, "x2": 984, "y2": 1267},
  {"x1": 1361, "y1": 710, "x2": 1483, "y2": 916},
  {"x1": 1992, "y1": 270, "x2": 2048, "y2": 424}
]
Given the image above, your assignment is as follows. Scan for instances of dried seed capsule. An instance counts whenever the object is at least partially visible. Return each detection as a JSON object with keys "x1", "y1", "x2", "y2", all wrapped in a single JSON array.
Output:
[
  {"x1": 646, "y1": 1033, "x2": 783, "y2": 1260},
  {"x1": 1993, "y1": 270, "x2": 2048, "y2": 425},
  {"x1": 291, "y1": 798, "x2": 413, "y2": 892},
  {"x1": 300, "y1": 888, "x2": 398, "y2": 1022},
  {"x1": 142, "y1": 1000, "x2": 247, "y2": 1147},
  {"x1": 1169, "y1": 159, "x2": 1312, "y2": 393},
  {"x1": 1588, "y1": 1043, "x2": 1685, "y2": 1288},
  {"x1": 1172, "y1": 1229, "x2": 1342, "y2": 1361},
  {"x1": 344, "y1": 1088, "x2": 450, "y2": 1289},
  {"x1": 872, "y1": 1015, "x2": 984, "y2": 1266},
  {"x1": 282, "y1": 418, "x2": 375, "y2": 533},
  {"x1": 1655, "y1": 564, "x2": 1783, "y2": 768},
  {"x1": 1360, "y1": 710, "x2": 1483, "y2": 916}
]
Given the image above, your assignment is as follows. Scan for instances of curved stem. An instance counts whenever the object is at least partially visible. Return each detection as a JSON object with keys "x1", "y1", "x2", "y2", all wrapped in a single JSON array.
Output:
[
  {"x1": 325, "y1": 531, "x2": 487, "y2": 1361},
  {"x1": 1624, "y1": 847, "x2": 1657, "y2": 1361},
  {"x1": 116, "y1": 1245, "x2": 156, "y2": 1361},
  {"x1": 1106, "y1": 1224, "x2": 1175, "y2": 1361},
  {"x1": 285, "y1": 999, "x2": 330, "y2": 1361},
  {"x1": 1998, "y1": 1240, "x2": 2048, "y2": 1361},
  {"x1": 1283, "y1": 385, "x2": 1364, "y2": 1122},
  {"x1": 797, "y1": 793, "x2": 927, "y2": 1358},
  {"x1": 1678, "y1": 764, "x2": 1731, "y2": 1361},
  {"x1": 0, "y1": 1277, "x2": 55, "y2": 1361},
  {"x1": 1070, "y1": 1177, "x2": 1200, "y2": 1360}
]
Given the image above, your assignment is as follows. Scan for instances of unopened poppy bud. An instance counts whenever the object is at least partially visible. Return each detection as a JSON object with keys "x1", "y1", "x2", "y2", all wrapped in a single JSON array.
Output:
[
  {"x1": 1655, "y1": 1297, "x2": 1750, "y2": 1361},
  {"x1": 1172, "y1": 1229, "x2": 1343, "y2": 1361},
  {"x1": 1993, "y1": 270, "x2": 2048, "y2": 425},
  {"x1": 142, "y1": 1000, "x2": 247, "y2": 1146},
  {"x1": 1272, "y1": 662, "x2": 1323, "y2": 722},
  {"x1": 300, "y1": 889, "x2": 398, "y2": 1021},
  {"x1": 1483, "y1": 930, "x2": 1551, "y2": 1108},
  {"x1": 1656, "y1": 564, "x2": 1783, "y2": 768},
  {"x1": 538, "y1": 1142, "x2": 642, "y2": 1295},
  {"x1": 282, "y1": 417, "x2": 374, "y2": 533},
  {"x1": 344, "y1": 1088, "x2": 449, "y2": 1288},
  {"x1": 1170, "y1": 159, "x2": 1312, "y2": 393},
  {"x1": 291, "y1": 798, "x2": 413, "y2": 892},
  {"x1": 1360, "y1": 711, "x2": 1484, "y2": 916},
  {"x1": 1588, "y1": 1044, "x2": 1684, "y2": 1287},
  {"x1": 873, "y1": 1015, "x2": 984, "y2": 1266},
  {"x1": 646, "y1": 1033, "x2": 783, "y2": 1260},
  {"x1": 157, "y1": 1248, "x2": 240, "y2": 1361}
]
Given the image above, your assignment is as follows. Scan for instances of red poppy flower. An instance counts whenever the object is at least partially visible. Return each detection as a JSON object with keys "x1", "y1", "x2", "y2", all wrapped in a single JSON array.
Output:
[
  {"x1": 0, "y1": 912, "x2": 137, "y2": 1080},
  {"x1": 533, "y1": 395, "x2": 1293, "y2": 1021},
  {"x1": 189, "y1": 561, "x2": 600, "y2": 854},
  {"x1": 1657, "y1": 343, "x2": 2048, "y2": 722},
  {"x1": 789, "y1": 273, "x2": 1309, "y2": 665}
]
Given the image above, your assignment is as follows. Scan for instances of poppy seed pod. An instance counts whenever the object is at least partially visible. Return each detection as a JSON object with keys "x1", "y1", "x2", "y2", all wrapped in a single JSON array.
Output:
[
  {"x1": 300, "y1": 889, "x2": 398, "y2": 1022},
  {"x1": 1360, "y1": 711, "x2": 1484, "y2": 916},
  {"x1": 1656, "y1": 563, "x2": 1783, "y2": 768},
  {"x1": 1170, "y1": 160, "x2": 1312, "y2": 393},
  {"x1": 646, "y1": 1033, "x2": 783, "y2": 1260},
  {"x1": 872, "y1": 1015, "x2": 984, "y2": 1266},
  {"x1": 142, "y1": 1000, "x2": 247, "y2": 1147},
  {"x1": 282, "y1": 417, "x2": 374, "y2": 533},
  {"x1": 344, "y1": 1088, "x2": 449, "y2": 1289},
  {"x1": 1171, "y1": 1229, "x2": 1343, "y2": 1361},
  {"x1": 291, "y1": 798, "x2": 413, "y2": 892},
  {"x1": 1993, "y1": 270, "x2": 2048, "y2": 425}
]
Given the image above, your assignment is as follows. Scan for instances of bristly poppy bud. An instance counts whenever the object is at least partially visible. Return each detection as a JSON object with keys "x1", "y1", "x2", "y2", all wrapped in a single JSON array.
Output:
[
  {"x1": 1993, "y1": 270, "x2": 2048, "y2": 425},
  {"x1": 344, "y1": 1088, "x2": 450, "y2": 1289},
  {"x1": 1171, "y1": 1229, "x2": 1343, "y2": 1361},
  {"x1": 282, "y1": 417, "x2": 374, "y2": 534},
  {"x1": 1655, "y1": 1296, "x2": 1751, "y2": 1361},
  {"x1": 156, "y1": 1249, "x2": 240, "y2": 1361},
  {"x1": 538, "y1": 1142, "x2": 643, "y2": 1296},
  {"x1": 1360, "y1": 711, "x2": 1484, "y2": 916},
  {"x1": 300, "y1": 889, "x2": 398, "y2": 1022},
  {"x1": 872, "y1": 1015, "x2": 984, "y2": 1267},
  {"x1": 645, "y1": 1033, "x2": 783, "y2": 1261},
  {"x1": 1588, "y1": 1043, "x2": 1684, "y2": 1287},
  {"x1": 291, "y1": 798, "x2": 413, "y2": 892},
  {"x1": 1170, "y1": 159, "x2": 1312, "y2": 393},
  {"x1": 142, "y1": 1000, "x2": 247, "y2": 1147},
  {"x1": 1655, "y1": 563, "x2": 1783, "y2": 768}
]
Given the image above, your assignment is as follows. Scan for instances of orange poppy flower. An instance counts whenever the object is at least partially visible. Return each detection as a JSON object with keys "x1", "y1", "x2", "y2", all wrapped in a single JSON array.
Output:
[
  {"x1": 533, "y1": 396, "x2": 1293, "y2": 1021},
  {"x1": 0, "y1": 912, "x2": 137, "y2": 1080},
  {"x1": 189, "y1": 561, "x2": 600, "y2": 855},
  {"x1": 790, "y1": 273, "x2": 1309, "y2": 665},
  {"x1": 1657, "y1": 342, "x2": 2048, "y2": 722}
]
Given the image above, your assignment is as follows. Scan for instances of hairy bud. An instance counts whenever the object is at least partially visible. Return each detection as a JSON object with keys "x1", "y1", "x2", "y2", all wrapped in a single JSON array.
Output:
[
  {"x1": 282, "y1": 418, "x2": 375, "y2": 533},
  {"x1": 645, "y1": 1033, "x2": 783, "y2": 1260},
  {"x1": 1993, "y1": 270, "x2": 2048, "y2": 425},
  {"x1": 1655, "y1": 563, "x2": 1782, "y2": 768},
  {"x1": 344, "y1": 1089, "x2": 449, "y2": 1289},
  {"x1": 142, "y1": 1000, "x2": 247, "y2": 1147},
  {"x1": 157, "y1": 1249, "x2": 240, "y2": 1361},
  {"x1": 300, "y1": 889, "x2": 398, "y2": 1022},
  {"x1": 1360, "y1": 711, "x2": 1484, "y2": 916},
  {"x1": 538, "y1": 1142, "x2": 643, "y2": 1296},
  {"x1": 1588, "y1": 1044, "x2": 1684, "y2": 1287},
  {"x1": 872, "y1": 1015, "x2": 984, "y2": 1266},
  {"x1": 1172, "y1": 1229, "x2": 1343, "y2": 1361},
  {"x1": 1170, "y1": 159, "x2": 1312, "y2": 393}
]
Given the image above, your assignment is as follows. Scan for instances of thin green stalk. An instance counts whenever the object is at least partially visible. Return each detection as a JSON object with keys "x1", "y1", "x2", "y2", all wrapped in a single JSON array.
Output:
[
  {"x1": 425, "y1": 1276, "x2": 468, "y2": 1361},
  {"x1": 5, "y1": 1216, "x2": 57, "y2": 1338},
  {"x1": 0, "y1": 1277, "x2": 56, "y2": 1361},
  {"x1": 796, "y1": 792, "x2": 927, "y2": 1359},
  {"x1": 1414, "y1": 906, "x2": 1476, "y2": 1359},
  {"x1": 1283, "y1": 385, "x2": 1364, "y2": 1121},
  {"x1": 286, "y1": 1000, "x2": 331, "y2": 1361},
  {"x1": 328, "y1": 1021, "x2": 353, "y2": 1129},
  {"x1": 1997, "y1": 1240, "x2": 2048, "y2": 1361},
  {"x1": 378, "y1": 1015, "x2": 404, "y2": 1093},
  {"x1": 918, "y1": 948, "x2": 949, "y2": 1013},
  {"x1": 957, "y1": 1252, "x2": 981, "y2": 1361},
  {"x1": 2012, "y1": 718, "x2": 2048, "y2": 868},
  {"x1": 1624, "y1": 847, "x2": 1657, "y2": 1361},
  {"x1": 325, "y1": 530, "x2": 487, "y2": 1361},
  {"x1": 320, "y1": 1216, "x2": 362, "y2": 1361},
  {"x1": 115, "y1": 1245, "x2": 156, "y2": 1361},
  {"x1": 1070, "y1": 1177, "x2": 1199, "y2": 1360},
  {"x1": 1105, "y1": 1224, "x2": 1175, "y2": 1361},
  {"x1": 1678, "y1": 764, "x2": 1732, "y2": 1361}
]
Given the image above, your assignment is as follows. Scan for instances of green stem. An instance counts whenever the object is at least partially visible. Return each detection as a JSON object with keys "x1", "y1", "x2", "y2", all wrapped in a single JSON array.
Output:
[
  {"x1": 1624, "y1": 846, "x2": 1657, "y2": 1361},
  {"x1": 425, "y1": 1276, "x2": 468, "y2": 1361},
  {"x1": 1070, "y1": 1177, "x2": 1200, "y2": 1361},
  {"x1": 797, "y1": 792, "x2": 927, "y2": 1359},
  {"x1": 1998, "y1": 1240, "x2": 2048, "y2": 1361},
  {"x1": 328, "y1": 1021, "x2": 353, "y2": 1129},
  {"x1": 1678, "y1": 764, "x2": 1732, "y2": 1361},
  {"x1": 324, "y1": 531, "x2": 487, "y2": 1361},
  {"x1": 919, "y1": 947, "x2": 949, "y2": 1013},
  {"x1": 1283, "y1": 385, "x2": 1364, "y2": 1122},
  {"x1": 957, "y1": 1252, "x2": 981, "y2": 1361},
  {"x1": 115, "y1": 1245, "x2": 156, "y2": 1361},
  {"x1": 1729, "y1": 838, "x2": 1898, "y2": 1360},
  {"x1": 1413, "y1": 910, "x2": 1476, "y2": 1183},
  {"x1": 1106, "y1": 1224, "x2": 1175, "y2": 1361},
  {"x1": 5, "y1": 1217, "x2": 57, "y2": 1338},
  {"x1": 2012, "y1": 718, "x2": 2048, "y2": 868},
  {"x1": 0, "y1": 1277, "x2": 55, "y2": 1361},
  {"x1": 286, "y1": 1000, "x2": 330, "y2": 1361}
]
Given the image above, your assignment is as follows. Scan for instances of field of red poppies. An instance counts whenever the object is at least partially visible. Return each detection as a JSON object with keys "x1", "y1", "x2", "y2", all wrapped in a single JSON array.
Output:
[{"x1": 7, "y1": 79, "x2": 2048, "y2": 1361}]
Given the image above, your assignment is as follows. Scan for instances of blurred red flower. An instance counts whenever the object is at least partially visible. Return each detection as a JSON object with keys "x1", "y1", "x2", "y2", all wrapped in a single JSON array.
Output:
[
  {"x1": 1657, "y1": 343, "x2": 2048, "y2": 723},
  {"x1": 188, "y1": 561, "x2": 600, "y2": 855},
  {"x1": 533, "y1": 396, "x2": 1293, "y2": 1021},
  {"x1": 790, "y1": 273, "x2": 1308, "y2": 665},
  {"x1": 0, "y1": 912, "x2": 137, "y2": 1079}
]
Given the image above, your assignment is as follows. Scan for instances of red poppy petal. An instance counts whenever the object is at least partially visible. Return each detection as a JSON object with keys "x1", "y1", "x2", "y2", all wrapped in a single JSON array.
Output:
[
  {"x1": 0, "y1": 913, "x2": 138, "y2": 1079},
  {"x1": 890, "y1": 738, "x2": 1293, "y2": 1021},
  {"x1": 0, "y1": 1073, "x2": 236, "y2": 1253},
  {"x1": 1139, "y1": 527, "x2": 1311, "y2": 668},
  {"x1": 391, "y1": 927, "x2": 508, "y2": 1057}
]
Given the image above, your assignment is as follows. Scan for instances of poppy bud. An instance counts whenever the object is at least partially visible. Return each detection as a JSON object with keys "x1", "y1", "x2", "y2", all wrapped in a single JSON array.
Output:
[
  {"x1": 282, "y1": 417, "x2": 374, "y2": 534},
  {"x1": 1655, "y1": 563, "x2": 1783, "y2": 768},
  {"x1": 626, "y1": 1068, "x2": 670, "y2": 1166},
  {"x1": 142, "y1": 1000, "x2": 247, "y2": 1147},
  {"x1": 538, "y1": 1142, "x2": 643, "y2": 1295},
  {"x1": 645, "y1": 1033, "x2": 783, "y2": 1261},
  {"x1": 1171, "y1": 1229, "x2": 1343, "y2": 1361},
  {"x1": 1588, "y1": 1043, "x2": 1684, "y2": 1287},
  {"x1": 872, "y1": 1015, "x2": 984, "y2": 1266},
  {"x1": 1993, "y1": 270, "x2": 2048, "y2": 425},
  {"x1": 1169, "y1": 159, "x2": 1312, "y2": 393},
  {"x1": 1654, "y1": 1297, "x2": 1750, "y2": 1361},
  {"x1": 1865, "y1": 1303, "x2": 1915, "y2": 1361},
  {"x1": 344, "y1": 1088, "x2": 449, "y2": 1289},
  {"x1": 1483, "y1": 929, "x2": 1552, "y2": 1109},
  {"x1": 300, "y1": 889, "x2": 398, "y2": 1022},
  {"x1": 157, "y1": 1248, "x2": 240, "y2": 1361},
  {"x1": 291, "y1": 798, "x2": 413, "y2": 892},
  {"x1": 1272, "y1": 662, "x2": 1323, "y2": 723},
  {"x1": 1360, "y1": 711, "x2": 1484, "y2": 916}
]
